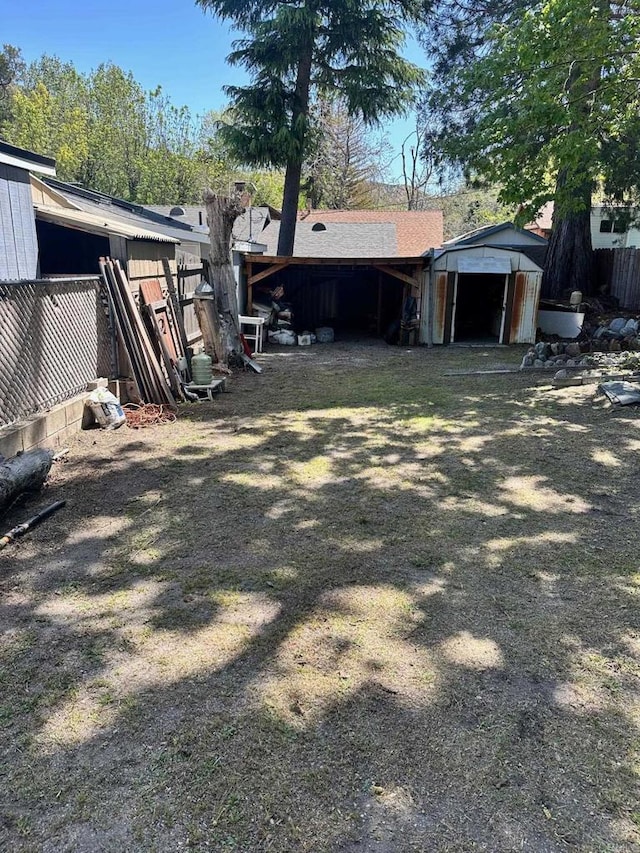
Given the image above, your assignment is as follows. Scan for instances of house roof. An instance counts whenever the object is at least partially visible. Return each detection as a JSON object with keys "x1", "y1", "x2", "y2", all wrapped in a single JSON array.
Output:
[
  {"x1": 0, "y1": 139, "x2": 56, "y2": 176},
  {"x1": 42, "y1": 178, "x2": 210, "y2": 245},
  {"x1": 260, "y1": 221, "x2": 398, "y2": 258},
  {"x1": 444, "y1": 221, "x2": 549, "y2": 247},
  {"x1": 146, "y1": 204, "x2": 208, "y2": 230},
  {"x1": 34, "y1": 204, "x2": 178, "y2": 243},
  {"x1": 298, "y1": 209, "x2": 444, "y2": 254},
  {"x1": 525, "y1": 202, "x2": 554, "y2": 233}
]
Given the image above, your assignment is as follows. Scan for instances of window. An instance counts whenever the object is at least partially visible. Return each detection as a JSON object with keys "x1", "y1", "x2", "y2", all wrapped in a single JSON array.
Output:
[
  {"x1": 600, "y1": 219, "x2": 612, "y2": 233},
  {"x1": 613, "y1": 220, "x2": 626, "y2": 233}
]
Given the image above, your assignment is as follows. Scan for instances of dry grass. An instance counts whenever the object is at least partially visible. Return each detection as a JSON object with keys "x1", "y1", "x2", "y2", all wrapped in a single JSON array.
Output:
[{"x1": 1, "y1": 339, "x2": 639, "y2": 852}]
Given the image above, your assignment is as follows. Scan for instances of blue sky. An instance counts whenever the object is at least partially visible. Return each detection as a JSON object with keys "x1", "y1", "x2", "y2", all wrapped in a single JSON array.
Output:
[{"x1": 1, "y1": 0, "x2": 425, "y2": 181}]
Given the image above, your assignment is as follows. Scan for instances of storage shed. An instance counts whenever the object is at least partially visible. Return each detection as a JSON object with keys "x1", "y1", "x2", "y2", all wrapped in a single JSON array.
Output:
[
  {"x1": 31, "y1": 176, "x2": 179, "y2": 290},
  {"x1": 423, "y1": 245, "x2": 543, "y2": 345}
]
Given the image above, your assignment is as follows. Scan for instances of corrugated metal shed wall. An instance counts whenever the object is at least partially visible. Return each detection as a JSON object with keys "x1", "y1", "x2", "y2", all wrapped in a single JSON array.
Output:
[
  {"x1": 0, "y1": 164, "x2": 39, "y2": 281},
  {"x1": 509, "y1": 270, "x2": 541, "y2": 343},
  {"x1": 422, "y1": 248, "x2": 542, "y2": 344}
]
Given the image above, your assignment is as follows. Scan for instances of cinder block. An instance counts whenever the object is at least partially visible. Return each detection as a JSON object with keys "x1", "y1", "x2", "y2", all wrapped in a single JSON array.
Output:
[
  {"x1": 65, "y1": 395, "x2": 90, "y2": 427},
  {"x1": 43, "y1": 405, "x2": 68, "y2": 436},
  {"x1": 86, "y1": 378, "x2": 108, "y2": 391},
  {"x1": 0, "y1": 426, "x2": 24, "y2": 458},
  {"x1": 21, "y1": 417, "x2": 48, "y2": 451}
]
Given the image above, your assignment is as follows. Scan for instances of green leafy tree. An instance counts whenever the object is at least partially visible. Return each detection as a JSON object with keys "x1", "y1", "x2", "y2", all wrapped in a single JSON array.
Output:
[
  {"x1": 0, "y1": 44, "x2": 24, "y2": 126},
  {"x1": 420, "y1": 0, "x2": 640, "y2": 296},
  {"x1": 197, "y1": 0, "x2": 424, "y2": 255}
]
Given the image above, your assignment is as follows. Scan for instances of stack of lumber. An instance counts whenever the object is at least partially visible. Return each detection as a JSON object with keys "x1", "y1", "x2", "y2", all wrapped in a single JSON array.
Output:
[{"x1": 99, "y1": 257, "x2": 187, "y2": 408}]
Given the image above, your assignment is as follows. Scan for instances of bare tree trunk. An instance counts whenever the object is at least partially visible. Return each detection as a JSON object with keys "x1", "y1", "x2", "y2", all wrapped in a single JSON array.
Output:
[
  {"x1": 542, "y1": 174, "x2": 595, "y2": 299},
  {"x1": 277, "y1": 45, "x2": 313, "y2": 257},
  {"x1": 204, "y1": 191, "x2": 245, "y2": 358}
]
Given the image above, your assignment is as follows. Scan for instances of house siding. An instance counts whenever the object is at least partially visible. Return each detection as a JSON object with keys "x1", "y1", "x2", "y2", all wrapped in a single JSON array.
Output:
[{"x1": 0, "y1": 164, "x2": 39, "y2": 280}]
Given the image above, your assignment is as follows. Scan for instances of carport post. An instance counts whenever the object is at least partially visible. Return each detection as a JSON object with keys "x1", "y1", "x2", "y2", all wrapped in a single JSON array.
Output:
[{"x1": 427, "y1": 249, "x2": 435, "y2": 348}]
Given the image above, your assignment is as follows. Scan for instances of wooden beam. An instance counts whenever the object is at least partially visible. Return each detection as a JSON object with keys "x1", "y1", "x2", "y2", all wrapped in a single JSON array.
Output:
[
  {"x1": 245, "y1": 255, "x2": 427, "y2": 267},
  {"x1": 248, "y1": 259, "x2": 292, "y2": 286},
  {"x1": 246, "y1": 260, "x2": 253, "y2": 314},
  {"x1": 373, "y1": 264, "x2": 419, "y2": 288}
]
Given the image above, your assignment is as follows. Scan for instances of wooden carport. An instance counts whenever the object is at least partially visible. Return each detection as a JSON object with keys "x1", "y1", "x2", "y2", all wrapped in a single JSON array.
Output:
[{"x1": 244, "y1": 254, "x2": 427, "y2": 337}]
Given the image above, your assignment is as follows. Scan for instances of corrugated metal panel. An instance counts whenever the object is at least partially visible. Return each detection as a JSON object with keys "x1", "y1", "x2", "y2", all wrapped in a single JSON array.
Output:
[
  {"x1": 0, "y1": 165, "x2": 39, "y2": 281},
  {"x1": 432, "y1": 271, "x2": 448, "y2": 344},
  {"x1": 35, "y1": 204, "x2": 179, "y2": 243},
  {"x1": 510, "y1": 270, "x2": 541, "y2": 343}
]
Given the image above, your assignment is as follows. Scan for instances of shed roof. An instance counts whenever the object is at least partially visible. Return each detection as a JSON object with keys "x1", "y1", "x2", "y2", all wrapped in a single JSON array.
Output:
[
  {"x1": 34, "y1": 204, "x2": 178, "y2": 243},
  {"x1": 0, "y1": 139, "x2": 56, "y2": 176},
  {"x1": 444, "y1": 221, "x2": 548, "y2": 247},
  {"x1": 42, "y1": 178, "x2": 209, "y2": 245},
  {"x1": 260, "y1": 221, "x2": 399, "y2": 258},
  {"x1": 433, "y1": 244, "x2": 543, "y2": 273},
  {"x1": 298, "y1": 209, "x2": 444, "y2": 255}
]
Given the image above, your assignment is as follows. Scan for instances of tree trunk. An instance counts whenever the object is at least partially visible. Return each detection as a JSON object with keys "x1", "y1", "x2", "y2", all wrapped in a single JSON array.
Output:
[
  {"x1": 277, "y1": 45, "x2": 314, "y2": 257},
  {"x1": 204, "y1": 191, "x2": 245, "y2": 358},
  {"x1": 0, "y1": 449, "x2": 53, "y2": 514},
  {"x1": 542, "y1": 174, "x2": 595, "y2": 299}
]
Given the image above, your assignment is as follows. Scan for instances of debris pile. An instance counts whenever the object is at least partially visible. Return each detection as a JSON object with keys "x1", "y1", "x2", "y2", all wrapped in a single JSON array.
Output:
[{"x1": 254, "y1": 285, "x2": 334, "y2": 347}]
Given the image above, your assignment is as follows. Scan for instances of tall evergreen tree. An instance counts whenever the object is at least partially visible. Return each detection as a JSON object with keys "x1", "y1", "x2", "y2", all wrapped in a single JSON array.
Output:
[{"x1": 197, "y1": 0, "x2": 424, "y2": 255}]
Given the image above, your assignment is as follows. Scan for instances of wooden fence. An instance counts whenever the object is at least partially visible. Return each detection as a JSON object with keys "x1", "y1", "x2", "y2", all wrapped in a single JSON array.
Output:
[
  {"x1": 177, "y1": 262, "x2": 207, "y2": 347},
  {"x1": 595, "y1": 248, "x2": 640, "y2": 309}
]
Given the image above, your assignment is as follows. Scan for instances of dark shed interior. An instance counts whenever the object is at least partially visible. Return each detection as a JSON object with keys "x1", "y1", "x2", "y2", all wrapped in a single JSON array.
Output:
[
  {"x1": 454, "y1": 273, "x2": 506, "y2": 342},
  {"x1": 253, "y1": 263, "x2": 406, "y2": 338},
  {"x1": 36, "y1": 220, "x2": 109, "y2": 276}
]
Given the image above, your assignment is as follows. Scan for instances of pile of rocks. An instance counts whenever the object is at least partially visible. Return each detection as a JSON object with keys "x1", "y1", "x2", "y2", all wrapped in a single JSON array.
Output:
[
  {"x1": 521, "y1": 341, "x2": 588, "y2": 369},
  {"x1": 522, "y1": 341, "x2": 640, "y2": 371}
]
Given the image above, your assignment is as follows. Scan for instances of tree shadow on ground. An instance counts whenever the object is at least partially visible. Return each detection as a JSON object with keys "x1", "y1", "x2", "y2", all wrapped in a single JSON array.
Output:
[{"x1": 1, "y1": 343, "x2": 639, "y2": 851}]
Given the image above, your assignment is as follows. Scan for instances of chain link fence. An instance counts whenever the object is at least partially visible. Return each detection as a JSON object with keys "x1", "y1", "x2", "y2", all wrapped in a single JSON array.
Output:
[{"x1": 0, "y1": 277, "x2": 113, "y2": 428}]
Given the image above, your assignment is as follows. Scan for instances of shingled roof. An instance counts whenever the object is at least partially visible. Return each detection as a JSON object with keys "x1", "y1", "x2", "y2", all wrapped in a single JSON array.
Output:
[
  {"x1": 261, "y1": 221, "x2": 398, "y2": 258},
  {"x1": 298, "y1": 209, "x2": 444, "y2": 255}
]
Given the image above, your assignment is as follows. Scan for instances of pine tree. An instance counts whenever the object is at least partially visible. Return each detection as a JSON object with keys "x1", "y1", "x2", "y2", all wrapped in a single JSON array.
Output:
[{"x1": 197, "y1": 0, "x2": 424, "y2": 255}]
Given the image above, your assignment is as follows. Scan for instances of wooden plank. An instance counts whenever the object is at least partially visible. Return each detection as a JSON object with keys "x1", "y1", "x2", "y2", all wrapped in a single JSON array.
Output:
[
  {"x1": 248, "y1": 260, "x2": 292, "y2": 286},
  {"x1": 145, "y1": 306, "x2": 185, "y2": 400},
  {"x1": 113, "y1": 259, "x2": 176, "y2": 408},
  {"x1": 249, "y1": 255, "x2": 426, "y2": 267},
  {"x1": 163, "y1": 257, "x2": 190, "y2": 361},
  {"x1": 139, "y1": 278, "x2": 180, "y2": 362},
  {"x1": 100, "y1": 258, "x2": 149, "y2": 400},
  {"x1": 373, "y1": 264, "x2": 419, "y2": 288}
]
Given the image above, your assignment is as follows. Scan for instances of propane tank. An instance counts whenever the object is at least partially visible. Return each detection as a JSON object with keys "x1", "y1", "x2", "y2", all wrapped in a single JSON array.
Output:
[{"x1": 191, "y1": 351, "x2": 213, "y2": 384}]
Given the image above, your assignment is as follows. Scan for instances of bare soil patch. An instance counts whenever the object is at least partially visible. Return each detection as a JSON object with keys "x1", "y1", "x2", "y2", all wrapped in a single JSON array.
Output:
[{"x1": 1, "y1": 339, "x2": 639, "y2": 852}]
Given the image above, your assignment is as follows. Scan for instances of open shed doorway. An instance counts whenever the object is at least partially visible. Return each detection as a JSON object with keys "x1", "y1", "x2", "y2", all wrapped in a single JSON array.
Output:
[{"x1": 454, "y1": 273, "x2": 506, "y2": 343}]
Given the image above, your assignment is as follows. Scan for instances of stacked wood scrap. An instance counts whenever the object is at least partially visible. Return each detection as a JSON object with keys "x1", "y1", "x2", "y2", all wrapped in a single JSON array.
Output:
[{"x1": 99, "y1": 257, "x2": 187, "y2": 408}]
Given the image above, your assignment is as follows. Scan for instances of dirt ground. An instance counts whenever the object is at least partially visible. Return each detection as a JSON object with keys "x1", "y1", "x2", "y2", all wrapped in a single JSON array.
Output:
[{"x1": 1, "y1": 340, "x2": 639, "y2": 852}]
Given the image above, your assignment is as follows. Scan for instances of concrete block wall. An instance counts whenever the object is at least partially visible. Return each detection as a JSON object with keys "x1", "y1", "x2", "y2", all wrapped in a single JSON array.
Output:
[
  {"x1": 0, "y1": 393, "x2": 91, "y2": 458},
  {"x1": 0, "y1": 378, "x2": 126, "y2": 458}
]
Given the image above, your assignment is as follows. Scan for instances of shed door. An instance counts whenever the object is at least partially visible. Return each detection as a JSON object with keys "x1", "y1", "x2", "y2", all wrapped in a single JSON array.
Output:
[{"x1": 508, "y1": 271, "x2": 542, "y2": 343}]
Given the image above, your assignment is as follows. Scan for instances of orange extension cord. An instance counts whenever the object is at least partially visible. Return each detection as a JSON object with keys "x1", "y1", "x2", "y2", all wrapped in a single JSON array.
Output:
[{"x1": 122, "y1": 403, "x2": 177, "y2": 429}]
